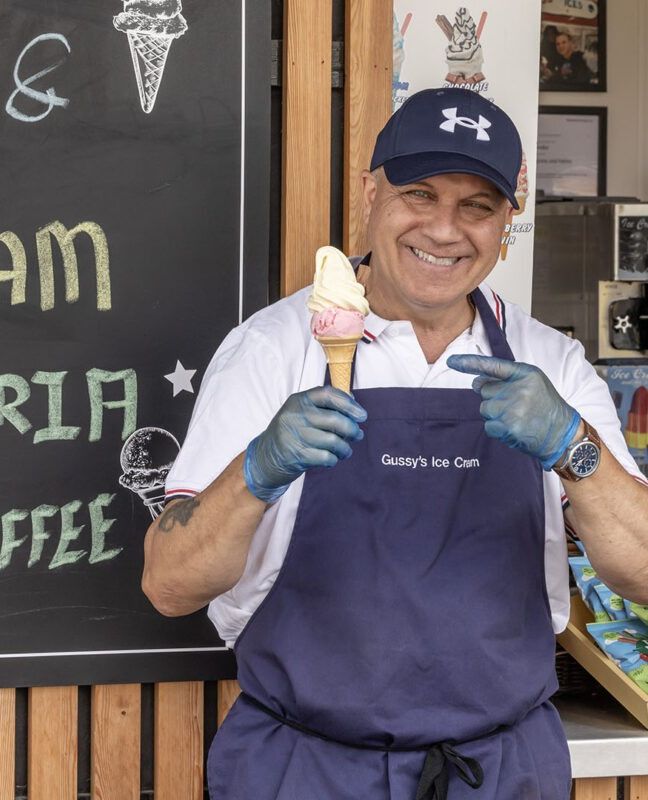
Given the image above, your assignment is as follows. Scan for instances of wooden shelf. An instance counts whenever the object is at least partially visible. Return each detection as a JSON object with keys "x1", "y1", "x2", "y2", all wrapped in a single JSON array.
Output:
[{"x1": 557, "y1": 595, "x2": 648, "y2": 729}]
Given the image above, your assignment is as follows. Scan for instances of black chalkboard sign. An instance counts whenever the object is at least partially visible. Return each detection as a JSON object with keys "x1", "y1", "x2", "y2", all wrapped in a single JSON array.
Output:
[
  {"x1": 0, "y1": 0, "x2": 270, "y2": 686},
  {"x1": 617, "y1": 213, "x2": 648, "y2": 281}
]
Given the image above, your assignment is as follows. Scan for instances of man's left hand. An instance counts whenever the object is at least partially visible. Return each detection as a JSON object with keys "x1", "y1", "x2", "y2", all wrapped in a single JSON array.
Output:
[{"x1": 447, "y1": 354, "x2": 581, "y2": 470}]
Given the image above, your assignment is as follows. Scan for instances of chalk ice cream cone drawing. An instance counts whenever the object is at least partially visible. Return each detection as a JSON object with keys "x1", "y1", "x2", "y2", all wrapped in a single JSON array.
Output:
[
  {"x1": 308, "y1": 247, "x2": 370, "y2": 395},
  {"x1": 443, "y1": 7, "x2": 485, "y2": 85},
  {"x1": 114, "y1": 0, "x2": 188, "y2": 113},
  {"x1": 119, "y1": 427, "x2": 180, "y2": 518},
  {"x1": 501, "y1": 152, "x2": 528, "y2": 261}
]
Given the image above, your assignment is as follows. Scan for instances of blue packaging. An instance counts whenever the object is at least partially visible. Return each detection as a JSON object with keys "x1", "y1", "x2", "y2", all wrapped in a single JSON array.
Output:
[
  {"x1": 593, "y1": 583, "x2": 629, "y2": 620},
  {"x1": 568, "y1": 557, "x2": 610, "y2": 622},
  {"x1": 586, "y1": 619, "x2": 648, "y2": 694},
  {"x1": 628, "y1": 602, "x2": 648, "y2": 625}
]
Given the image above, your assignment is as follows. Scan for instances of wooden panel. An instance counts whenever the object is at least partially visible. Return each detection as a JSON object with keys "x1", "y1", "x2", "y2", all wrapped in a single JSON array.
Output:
[
  {"x1": 91, "y1": 684, "x2": 141, "y2": 800},
  {"x1": 28, "y1": 686, "x2": 78, "y2": 800},
  {"x1": 625, "y1": 775, "x2": 648, "y2": 799},
  {"x1": 217, "y1": 680, "x2": 241, "y2": 727},
  {"x1": 572, "y1": 777, "x2": 618, "y2": 800},
  {"x1": 154, "y1": 682, "x2": 203, "y2": 800},
  {"x1": 0, "y1": 689, "x2": 15, "y2": 800},
  {"x1": 343, "y1": 0, "x2": 393, "y2": 256},
  {"x1": 281, "y1": 0, "x2": 332, "y2": 296}
]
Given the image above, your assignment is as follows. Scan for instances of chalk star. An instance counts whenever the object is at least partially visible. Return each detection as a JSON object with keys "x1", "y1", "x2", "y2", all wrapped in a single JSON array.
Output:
[{"x1": 164, "y1": 360, "x2": 197, "y2": 397}]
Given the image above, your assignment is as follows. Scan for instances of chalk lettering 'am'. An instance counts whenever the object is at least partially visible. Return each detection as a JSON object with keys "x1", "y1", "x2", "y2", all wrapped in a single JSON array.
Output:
[{"x1": 0, "y1": 221, "x2": 111, "y2": 310}]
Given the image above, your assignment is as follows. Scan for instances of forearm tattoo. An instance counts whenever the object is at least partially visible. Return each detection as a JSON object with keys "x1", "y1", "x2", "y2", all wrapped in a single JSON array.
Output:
[{"x1": 158, "y1": 498, "x2": 200, "y2": 532}]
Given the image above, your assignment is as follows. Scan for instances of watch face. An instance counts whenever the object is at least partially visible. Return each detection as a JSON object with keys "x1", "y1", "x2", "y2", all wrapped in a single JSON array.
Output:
[{"x1": 570, "y1": 441, "x2": 600, "y2": 478}]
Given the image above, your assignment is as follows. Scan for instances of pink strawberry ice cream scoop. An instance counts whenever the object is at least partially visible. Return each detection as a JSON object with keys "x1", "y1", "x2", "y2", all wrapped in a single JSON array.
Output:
[{"x1": 311, "y1": 308, "x2": 365, "y2": 338}]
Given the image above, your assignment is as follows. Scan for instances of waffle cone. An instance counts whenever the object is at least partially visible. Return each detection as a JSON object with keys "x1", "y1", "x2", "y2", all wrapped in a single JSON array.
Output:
[
  {"x1": 316, "y1": 335, "x2": 361, "y2": 394},
  {"x1": 126, "y1": 31, "x2": 174, "y2": 113}
]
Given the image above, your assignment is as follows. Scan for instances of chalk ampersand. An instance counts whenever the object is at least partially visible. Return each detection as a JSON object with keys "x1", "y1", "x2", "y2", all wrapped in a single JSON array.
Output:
[{"x1": 6, "y1": 33, "x2": 71, "y2": 123}]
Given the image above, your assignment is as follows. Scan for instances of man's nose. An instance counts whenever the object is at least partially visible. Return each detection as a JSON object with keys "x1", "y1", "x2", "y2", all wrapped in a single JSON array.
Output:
[{"x1": 419, "y1": 205, "x2": 462, "y2": 244}]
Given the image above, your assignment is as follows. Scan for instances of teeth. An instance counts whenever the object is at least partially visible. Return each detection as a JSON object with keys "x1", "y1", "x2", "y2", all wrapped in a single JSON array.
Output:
[{"x1": 411, "y1": 247, "x2": 459, "y2": 266}]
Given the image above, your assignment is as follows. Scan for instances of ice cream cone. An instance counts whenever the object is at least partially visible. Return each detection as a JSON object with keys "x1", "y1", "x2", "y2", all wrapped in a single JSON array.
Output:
[
  {"x1": 500, "y1": 190, "x2": 528, "y2": 261},
  {"x1": 127, "y1": 31, "x2": 174, "y2": 113},
  {"x1": 317, "y1": 335, "x2": 361, "y2": 394},
  {"x1": 137, "y1": 485, "x2": 166, "y2": 519}
]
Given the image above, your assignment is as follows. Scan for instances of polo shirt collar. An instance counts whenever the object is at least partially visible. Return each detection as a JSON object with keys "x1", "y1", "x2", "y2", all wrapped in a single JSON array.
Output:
[{"x1": 363, "y1": 300, "x2": 491, "y2": 356}]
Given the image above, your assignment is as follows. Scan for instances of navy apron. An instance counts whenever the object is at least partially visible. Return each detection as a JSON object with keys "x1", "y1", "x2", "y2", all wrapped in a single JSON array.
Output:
[{"x1": 207, "y1": 288, "x2": 571, "y2": 799}]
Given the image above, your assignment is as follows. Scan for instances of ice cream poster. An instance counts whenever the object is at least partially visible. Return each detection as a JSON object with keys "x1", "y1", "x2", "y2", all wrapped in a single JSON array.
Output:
[
  {"x1": 595, "y1": 366, "x2": 648, "y2": 472},
  {"x1": 0, "y1": 0, "x2": 270, "y2": 686},
  {"x1": 392, "y1": 1, "x2": 542, "y2": 313}
]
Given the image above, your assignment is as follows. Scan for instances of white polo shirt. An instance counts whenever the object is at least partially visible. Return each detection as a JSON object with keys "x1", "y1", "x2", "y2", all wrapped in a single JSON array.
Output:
[{"x1": 166, "y1": 283, "x2": 646, "y2": 648}]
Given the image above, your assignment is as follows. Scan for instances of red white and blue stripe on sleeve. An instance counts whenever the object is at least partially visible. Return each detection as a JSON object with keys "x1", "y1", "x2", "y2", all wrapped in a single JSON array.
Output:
[{"x1": 165, "y1": 488, "x2": 199, "y2": 505}]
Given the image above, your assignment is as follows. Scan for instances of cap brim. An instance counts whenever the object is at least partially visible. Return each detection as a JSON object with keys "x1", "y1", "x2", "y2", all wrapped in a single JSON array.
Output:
[{"x1": 382, "y1": 152, "x2": 520, "y2": 209}]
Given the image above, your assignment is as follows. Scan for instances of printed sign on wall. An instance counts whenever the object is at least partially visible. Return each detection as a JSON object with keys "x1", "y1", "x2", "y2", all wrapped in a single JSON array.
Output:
[{"x1": 393, "y1": 2, "x2": 542, "y2": 312}]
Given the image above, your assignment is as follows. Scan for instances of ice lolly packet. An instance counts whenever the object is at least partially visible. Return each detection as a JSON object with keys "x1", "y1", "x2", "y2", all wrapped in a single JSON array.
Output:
[
  {"x1": 593, "y1": 583, "x2": 629, "y2": 621},
  {"x1": 568, "y1": 557, "x2": 610, "y2": 622},
  {"x1": 628, "y1": 602, "x2": 648, "y2": 625},
  {"x1": 572, "y1": 539, "x2": 586, "y2": 555},
  {"x1": 307, "y1": 246, "x2": 370, "y2": 394},
  {"x1": 586, "y1": 619, "x2": 648, "y2": 694}
]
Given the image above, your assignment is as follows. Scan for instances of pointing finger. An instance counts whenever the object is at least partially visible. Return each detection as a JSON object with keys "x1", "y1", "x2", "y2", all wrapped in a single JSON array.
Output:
[{"x1": 447, "y1": 354, "x2": 529, "y2": 382}]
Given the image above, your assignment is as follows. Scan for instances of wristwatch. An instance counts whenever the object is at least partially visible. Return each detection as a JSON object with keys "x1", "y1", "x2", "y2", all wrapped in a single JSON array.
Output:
[{"x1": 553, "y1": 419, "x2": 601, "y2": 482}]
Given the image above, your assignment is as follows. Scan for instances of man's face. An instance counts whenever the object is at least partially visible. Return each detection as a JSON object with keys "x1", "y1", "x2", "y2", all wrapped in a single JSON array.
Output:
[
  {"x1": 555, "y1": 34, "x2": 573, "y2": 57},
  {"x1": 362, "y1": 170, "x2": 513, "y2": 321}
]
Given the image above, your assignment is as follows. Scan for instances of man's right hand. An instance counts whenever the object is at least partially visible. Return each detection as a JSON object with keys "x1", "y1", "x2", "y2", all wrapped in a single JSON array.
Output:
[{"x1": 243, "y1": 386, "x2": 368, "y2": 503}]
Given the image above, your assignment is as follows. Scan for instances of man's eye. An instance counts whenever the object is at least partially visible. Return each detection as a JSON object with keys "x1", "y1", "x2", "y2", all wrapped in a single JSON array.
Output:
[
  {"x1": 464, "y1": 202, "x2": 493, "y2": 213},
  {"x1": 407, "y1": 189, "x2": 432, "y2": 200}
]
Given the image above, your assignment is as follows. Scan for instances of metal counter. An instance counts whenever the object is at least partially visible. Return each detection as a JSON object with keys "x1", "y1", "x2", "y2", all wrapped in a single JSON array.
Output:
[{"x1": 556, "y1": 694, "x2": 648, "y2": 778}]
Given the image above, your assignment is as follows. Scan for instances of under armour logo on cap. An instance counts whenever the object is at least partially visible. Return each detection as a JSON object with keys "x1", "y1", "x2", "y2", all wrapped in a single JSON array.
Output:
[{"x1": 439, "y1": 107, "x2": 492, "y2": 141}]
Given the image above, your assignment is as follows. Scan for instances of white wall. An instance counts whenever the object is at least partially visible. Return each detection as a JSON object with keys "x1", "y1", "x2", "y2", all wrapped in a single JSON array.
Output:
[{"x1": 539, "y1": 0, "x2": 648, "y2": 201}]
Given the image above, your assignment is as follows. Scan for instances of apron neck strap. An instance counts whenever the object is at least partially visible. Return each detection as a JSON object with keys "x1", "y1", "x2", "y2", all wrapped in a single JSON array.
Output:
[{"x1": 470, "y1": 288, "x2": 514, "y2": 362}]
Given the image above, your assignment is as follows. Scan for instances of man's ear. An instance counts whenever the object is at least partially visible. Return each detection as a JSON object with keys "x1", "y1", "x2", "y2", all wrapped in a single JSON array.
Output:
[{"x1": 361, "y1": 169, "x2": 378, "y2": 226}]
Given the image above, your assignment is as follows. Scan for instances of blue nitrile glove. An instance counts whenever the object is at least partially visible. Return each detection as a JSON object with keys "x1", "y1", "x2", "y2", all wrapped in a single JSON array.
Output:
[
  {"x1": 447, "y1": 354, "x2": 581, "y2": 470},
  {"x1": 244, "y1": 386, "x2": 368, "y2": 503}
]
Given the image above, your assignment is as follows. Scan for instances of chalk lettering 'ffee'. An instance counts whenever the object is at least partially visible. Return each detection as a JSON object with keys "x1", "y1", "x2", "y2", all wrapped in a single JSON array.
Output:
[
  {"x1": 0, "y1": 221, "x2": 111, "y2": 311},
  {"x1": 0, "y1": 493, "x2": 120, "y2": 571}
]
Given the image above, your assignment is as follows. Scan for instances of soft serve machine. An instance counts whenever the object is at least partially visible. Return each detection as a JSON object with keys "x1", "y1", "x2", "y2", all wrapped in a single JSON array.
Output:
[{"x1": 532, "y1": 200, "x2": 648, "y2": 477}]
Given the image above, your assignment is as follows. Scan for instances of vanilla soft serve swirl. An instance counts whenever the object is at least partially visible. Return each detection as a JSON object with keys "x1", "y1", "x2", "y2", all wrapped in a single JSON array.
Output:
[{"x1": 307, "y1": 246, "x2": 370, "y2": 315}]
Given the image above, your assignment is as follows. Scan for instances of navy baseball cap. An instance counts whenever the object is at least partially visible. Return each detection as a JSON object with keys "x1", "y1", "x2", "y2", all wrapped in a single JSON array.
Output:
[{"x1": 371, "y1": 88, "x2": 523, "y2": 209}]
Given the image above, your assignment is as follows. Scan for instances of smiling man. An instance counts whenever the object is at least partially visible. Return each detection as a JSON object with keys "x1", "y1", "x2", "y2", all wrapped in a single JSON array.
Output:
[
  {"x1": 552, "y1": 31, "x2": 593, "y2": 85},
  {"x1": 142, "y1": 89, "x2": 648, "y2": 800}
]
